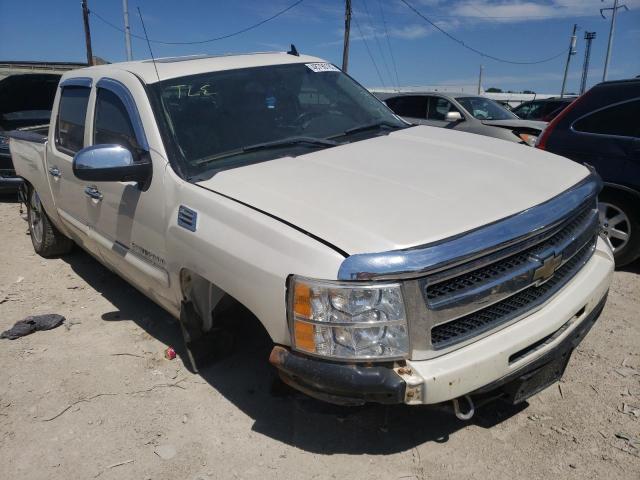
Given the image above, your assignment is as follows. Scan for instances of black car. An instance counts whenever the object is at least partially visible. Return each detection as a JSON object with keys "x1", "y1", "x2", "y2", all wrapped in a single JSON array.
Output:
[
  {"x1": 536, "y1": 78, "x2": 640, "y2": 266},
  {"x1": 0, "y1": 73, "x2": 60, "y2": 191},
  {"x1": 512, "y1": 97, "x2": 575, "y2": 122}
]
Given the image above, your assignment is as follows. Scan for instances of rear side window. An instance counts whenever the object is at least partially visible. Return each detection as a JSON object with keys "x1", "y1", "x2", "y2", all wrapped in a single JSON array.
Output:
[
  {"x1": 94, "y1": 88, "x2": 139, "y2": 153},
  {"x1": 55, "y1": 86, "x2": 90, "y2": 154},
  {"x1": 386, "y1": 96, "x2": 427, "y2": 118},
  {"x1": 573, "y1": 99, "x2": 640, "y2": 138}
]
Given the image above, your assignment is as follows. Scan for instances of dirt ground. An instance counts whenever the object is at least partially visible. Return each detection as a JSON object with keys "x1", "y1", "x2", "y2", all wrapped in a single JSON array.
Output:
[{"x1": 0, "y1": 195, "x2": 638, "y2": 480}]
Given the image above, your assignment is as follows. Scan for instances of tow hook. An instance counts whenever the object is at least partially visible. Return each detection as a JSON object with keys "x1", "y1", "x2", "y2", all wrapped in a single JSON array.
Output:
[{"x1": 452, "y1": 395, "x2": 475, "y2": 420}]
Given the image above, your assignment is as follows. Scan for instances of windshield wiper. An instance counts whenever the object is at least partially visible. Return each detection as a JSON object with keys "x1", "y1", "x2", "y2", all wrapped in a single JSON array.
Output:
[
  {"x1": 243, "y1": 136, "x2": 339, "y2": 152},
  {"x1": 194, "y1": 136, "x2": 340, "y2": 167},
  {"x1": 330, "y1": 121, "x2": 403, "y2": 139}
]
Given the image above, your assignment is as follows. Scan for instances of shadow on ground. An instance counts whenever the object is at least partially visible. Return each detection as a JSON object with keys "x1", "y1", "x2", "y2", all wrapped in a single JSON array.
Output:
[
  {"x1": 59, "y1": 247, "x2": 526, "y2": 454},
  {"x1": 620, "y1": 258, "x2": 640, "y2": 274},
  {"x1": 0, "y1": 192, "x2": 20, "y2": 203}
]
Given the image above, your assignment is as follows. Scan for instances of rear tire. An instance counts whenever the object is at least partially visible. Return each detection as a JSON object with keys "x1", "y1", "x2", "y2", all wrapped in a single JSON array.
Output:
[
  {"x1": 598, "y1": 189, "x2": 640, "y2": 267},
  {"x1": 26, "y1": 187, "x2": 73, "y2": 258}
]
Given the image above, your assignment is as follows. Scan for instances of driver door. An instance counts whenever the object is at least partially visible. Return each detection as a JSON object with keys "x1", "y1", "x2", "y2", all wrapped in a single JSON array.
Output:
[{"x1": 84, "y1": 78, "x2": 171, "y2": 303}]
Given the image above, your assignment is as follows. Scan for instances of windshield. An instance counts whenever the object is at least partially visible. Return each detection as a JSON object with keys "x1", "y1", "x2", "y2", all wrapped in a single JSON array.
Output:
[
  {"x1": 150, "y1": 63, "x2": 406, "y2": 178},
  {"x1": 455, "y1": 96, "x2": 517, "y2": 121}
]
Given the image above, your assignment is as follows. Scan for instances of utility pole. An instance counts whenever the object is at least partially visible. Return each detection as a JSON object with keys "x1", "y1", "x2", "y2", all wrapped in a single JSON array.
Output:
[
  {"x1": 580, "y1": 32, "x2": 597, "y2": 94},
  {"x1": 601, "y1": 0, "x2": 628, "y2": 81},
  {"x1": 342, "y1": 0, "x2": 352, "y2": 72},
  {"x1": 81, "y1": 0, "x2": 93, "y2": 65},
  {"x1": 122, "y1": 0, "x2": 133, "y2": 61},
  {"x1": 560, "y1": 24, "x2": 578, "y2": 98},
  {"x1": 477, "y1": 65, "x2": 483, "y2": 95}
]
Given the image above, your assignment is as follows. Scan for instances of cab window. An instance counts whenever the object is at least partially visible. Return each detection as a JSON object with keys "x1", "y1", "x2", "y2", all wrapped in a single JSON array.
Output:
[
  {"x1": 93, "y1": 88, "x2": 139, "y2": 153},
  {"x1": 55, "y1": 86, "x2": 90, "y2": 154}
]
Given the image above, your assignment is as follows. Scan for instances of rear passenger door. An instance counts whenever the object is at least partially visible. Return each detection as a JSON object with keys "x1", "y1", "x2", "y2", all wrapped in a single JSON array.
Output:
[
  {"x1": 46, "y1": 78, "x2": 95, "y2": 245},
  {"x1": 385, "y1": 96, "x2": 428, "y2": 124}
]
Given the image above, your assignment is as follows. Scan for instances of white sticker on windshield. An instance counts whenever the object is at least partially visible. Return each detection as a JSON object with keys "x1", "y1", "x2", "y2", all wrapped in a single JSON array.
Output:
[{"x1": 305, "y1": 63, "x2": 340, "y2": 73}]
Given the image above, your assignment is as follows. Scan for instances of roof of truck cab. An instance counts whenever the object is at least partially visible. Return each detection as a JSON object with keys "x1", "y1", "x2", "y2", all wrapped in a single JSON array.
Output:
[{"x1": 62, "y1": 52, "x2": 327, "y2": 84}]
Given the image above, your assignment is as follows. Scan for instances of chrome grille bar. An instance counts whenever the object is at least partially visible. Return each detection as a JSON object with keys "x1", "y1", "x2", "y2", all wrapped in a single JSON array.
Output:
[
  {"x1": 430, "y1": 238, "x2": 596, "y2": 349},
  {"x1": 422, "y1": 205, "x2": 599, "y2": 324}
]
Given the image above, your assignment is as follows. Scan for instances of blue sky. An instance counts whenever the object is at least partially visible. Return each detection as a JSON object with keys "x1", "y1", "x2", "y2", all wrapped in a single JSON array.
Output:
[{"x1": 1, "y1": 0, "x2": 638, "y2": 93}]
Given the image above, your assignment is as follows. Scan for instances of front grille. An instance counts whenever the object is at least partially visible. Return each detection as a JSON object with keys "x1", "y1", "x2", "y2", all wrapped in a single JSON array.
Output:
[
  {"x1": 430, "y1": 238, "x2": 595, "y2": 349},
  {"x1": 425, "y1": 207, "x2": 593, "y2": 302}
]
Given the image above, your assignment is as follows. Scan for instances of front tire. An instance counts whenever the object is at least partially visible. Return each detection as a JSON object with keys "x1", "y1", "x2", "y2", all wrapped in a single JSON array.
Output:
[
  {"x1": 26, "y1": 187, "x2": 73, "y2": 257},
  {"x1": 598, "y1": 189, "x2": 640, "y2": 267}
]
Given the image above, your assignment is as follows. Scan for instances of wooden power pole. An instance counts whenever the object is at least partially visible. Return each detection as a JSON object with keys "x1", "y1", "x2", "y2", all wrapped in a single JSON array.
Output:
[
  {"x1": 82, "y1": 0, "x2": 94, "y2": 66},
  {"x1": 342, "y1": 0, "x2": 352, "y2": 72}
]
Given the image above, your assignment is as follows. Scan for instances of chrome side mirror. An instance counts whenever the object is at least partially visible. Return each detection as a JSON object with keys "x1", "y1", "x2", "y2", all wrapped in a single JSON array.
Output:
[
  {"x1": 445, "y1": 111, "x2": 463, "y2": 122},
  {"x1": 73, "y1": 144, "x2": 152, "y2": 190}
]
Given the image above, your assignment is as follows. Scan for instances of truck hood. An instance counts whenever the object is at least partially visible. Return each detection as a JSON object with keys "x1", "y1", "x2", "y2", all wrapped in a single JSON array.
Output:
[
  {"x1": 195, "y1": 126, "x2": 589, "y2": 255},
  {"x1": 480, "y1": 119, "x2": 547, "y2": 132}
]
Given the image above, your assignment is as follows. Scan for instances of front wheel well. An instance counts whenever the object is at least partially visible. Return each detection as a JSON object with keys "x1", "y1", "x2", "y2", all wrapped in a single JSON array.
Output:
[{"x1": 178, "y1": 269, "x2": 272, "y2": 341}]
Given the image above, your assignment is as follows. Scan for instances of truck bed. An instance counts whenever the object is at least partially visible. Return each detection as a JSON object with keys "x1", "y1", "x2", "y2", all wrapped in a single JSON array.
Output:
[{"x1": 8, "y1": 124, "x2": 52, "y2": 209}]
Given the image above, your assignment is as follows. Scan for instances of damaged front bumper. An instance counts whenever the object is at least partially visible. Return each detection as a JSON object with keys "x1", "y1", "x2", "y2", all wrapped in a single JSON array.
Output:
[
  {"x1": 270, "y1": 293, "x2": 607, "y2": 406},
  {"x1": 270, "y1": 242, "x2": 612, "y2": 407}
]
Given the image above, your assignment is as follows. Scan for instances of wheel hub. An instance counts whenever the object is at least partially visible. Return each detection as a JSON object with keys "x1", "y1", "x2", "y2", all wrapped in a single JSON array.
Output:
[
  {"x1": 29, "y1": 191, "x2": 44, "y2": 245},
  {"x1": 598, "y1": 202, "x2": 630, "y2": 253}
]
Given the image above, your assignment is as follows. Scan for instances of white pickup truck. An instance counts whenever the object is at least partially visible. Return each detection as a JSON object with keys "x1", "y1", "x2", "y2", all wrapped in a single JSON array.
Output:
[{"x1": 9, "y1": 51, "x2": 613, "y2": 416}]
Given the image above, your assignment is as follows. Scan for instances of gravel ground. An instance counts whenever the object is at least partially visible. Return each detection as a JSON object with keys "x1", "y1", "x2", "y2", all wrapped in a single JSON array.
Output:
[{"x1": 0, "y1": 195, "x2": 638, "y2": 480}]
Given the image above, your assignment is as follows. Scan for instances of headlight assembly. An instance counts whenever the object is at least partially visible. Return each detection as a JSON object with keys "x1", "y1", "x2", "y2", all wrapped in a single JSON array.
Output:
[{"x1": 288, "y1": 276, "x2": 409, "y2": 361}]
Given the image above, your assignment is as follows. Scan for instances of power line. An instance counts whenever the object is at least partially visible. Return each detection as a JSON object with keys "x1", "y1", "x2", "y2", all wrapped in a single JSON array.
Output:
[
  {"x1": 361, "y1": 0, "x2": 394, "y2": 88},
  {"x1": 398, "y1": 0, "x2": 570, "y2": 65},
  {"x1": 378, "y1": 0, "x2": 400, "y2": 88},
  {"x1": 352, "y1": 10, "x2": 386, "y2": 88},
  {"x1": 90, "y1": 0, "x2": 304, "y2": 46},
  {"x1": 423, "y1": 12, "x2": 601, "y2": 20}
]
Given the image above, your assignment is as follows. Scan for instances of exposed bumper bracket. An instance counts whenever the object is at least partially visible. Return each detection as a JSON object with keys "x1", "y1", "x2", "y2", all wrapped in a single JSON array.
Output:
[{"x1": 269, "y1": 346, "x2": 406, "y2": 406}]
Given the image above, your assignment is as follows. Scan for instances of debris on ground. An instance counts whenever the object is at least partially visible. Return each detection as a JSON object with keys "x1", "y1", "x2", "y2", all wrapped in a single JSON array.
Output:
[
  {"x1": 613, "y1": 433, "x2": 640, "y2": 457},
  {"x1": 164, "y1": 346, "x2": 176, "y2": 360},
  {"x1": 618, "y1": 403, "x2": 640, "y2": 418},
  {"x1": 614, "y1": 366, "x2": 639, "y2": 378},
  {"x1": 154, "y1": 444, "x2": 177, "y2": 460},
  {"x1": 0, "y1": 314, "x2": 65, "y2": 340}
]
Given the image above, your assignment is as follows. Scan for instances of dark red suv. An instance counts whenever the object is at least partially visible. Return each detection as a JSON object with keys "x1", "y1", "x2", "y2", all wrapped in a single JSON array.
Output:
[{"x1": 536, "y1": 78, "x2": 640, "y2": 266}]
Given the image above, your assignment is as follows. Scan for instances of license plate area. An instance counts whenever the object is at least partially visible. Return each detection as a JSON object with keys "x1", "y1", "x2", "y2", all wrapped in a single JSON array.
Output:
[{"x1": 503, "y1": 349, "x2": 573, "y2": 404}]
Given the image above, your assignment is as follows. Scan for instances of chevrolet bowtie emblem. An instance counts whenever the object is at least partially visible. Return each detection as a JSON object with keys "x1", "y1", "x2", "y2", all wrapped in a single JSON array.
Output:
[{"x1": 532, "y1": 253, "x2": 563, "y2": 285}]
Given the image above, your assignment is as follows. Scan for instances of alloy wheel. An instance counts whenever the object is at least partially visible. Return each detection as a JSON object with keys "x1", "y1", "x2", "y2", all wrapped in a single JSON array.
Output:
[{"x1": 598, "y1": 202, "x2": 631, "y2": 253}]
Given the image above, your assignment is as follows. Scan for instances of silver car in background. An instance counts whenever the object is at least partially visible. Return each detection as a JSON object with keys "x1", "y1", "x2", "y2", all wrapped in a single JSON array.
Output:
[{"x1": 375, "y1": 91, "x2": 547, "y2": 146}]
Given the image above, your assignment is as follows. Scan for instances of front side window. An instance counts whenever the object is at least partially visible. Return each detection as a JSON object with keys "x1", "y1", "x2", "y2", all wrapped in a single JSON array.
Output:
[
  {"x1": 93, "y1": 88, "x2": 139, "y2": 153},
  {"x1": 427, "y1": 97, "x2": 460, "y2": 121},
  {"x1": 573, "y1": 99, "x2": 640, "y2": 138},
  {"x1": 455, "y1": 96, "x2": 516, "y2": 121},
  {"x1": 55, "y1": 86, "x2": 90, "y2": 154},
  {"x1": 150, "y1": 63, "x2": 406, "y2": 178}
]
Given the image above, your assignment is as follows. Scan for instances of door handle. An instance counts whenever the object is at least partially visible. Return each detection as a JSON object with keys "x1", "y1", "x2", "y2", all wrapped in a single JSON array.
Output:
[
  {"x1": 84, "y1": 186, "x2": 103, "y2": 201},
  {"x1": 48, "y1": 166, "x2": 61, "y2": 178}
]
